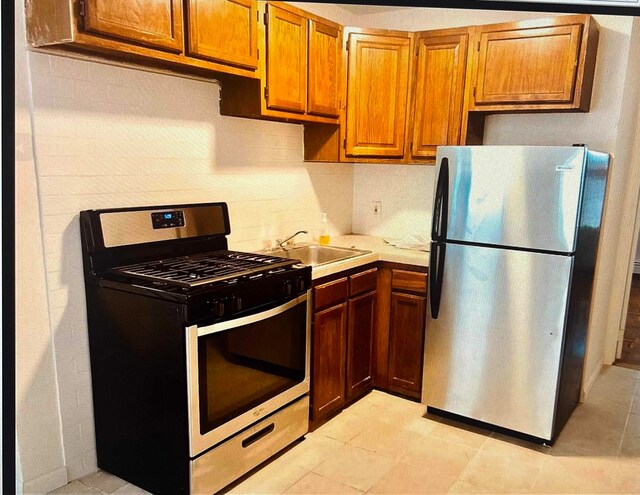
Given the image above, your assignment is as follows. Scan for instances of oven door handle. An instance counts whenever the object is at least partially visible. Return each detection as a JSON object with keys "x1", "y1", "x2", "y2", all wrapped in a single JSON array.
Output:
[{"x1": 195, "y1": 293, "x2": 308, "y2": 337}]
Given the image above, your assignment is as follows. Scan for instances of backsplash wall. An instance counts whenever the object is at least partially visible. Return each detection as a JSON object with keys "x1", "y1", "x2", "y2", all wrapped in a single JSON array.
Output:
[
  {"x1": 26, "y1": 52, "x2": 353, "y2": 481},
  {"x1": 352, "y1": 164, "x2": 435, "y2": 241}
]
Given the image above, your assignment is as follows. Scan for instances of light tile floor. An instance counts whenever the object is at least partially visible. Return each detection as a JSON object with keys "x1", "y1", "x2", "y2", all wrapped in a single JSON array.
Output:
[{"x1": 50, "y1": 365, "x2": 640, "y2": 495}]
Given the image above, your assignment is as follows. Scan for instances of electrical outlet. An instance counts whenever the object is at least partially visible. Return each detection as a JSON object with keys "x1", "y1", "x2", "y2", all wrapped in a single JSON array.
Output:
[{"x1": 372, "y1": 201, "x2": 382, "y2": 216}]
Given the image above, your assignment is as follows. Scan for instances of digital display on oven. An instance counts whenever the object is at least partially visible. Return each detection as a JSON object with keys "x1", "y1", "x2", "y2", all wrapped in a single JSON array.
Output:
[{"x1": 151, "y1": 210, "x2": 185, "y2": 229}]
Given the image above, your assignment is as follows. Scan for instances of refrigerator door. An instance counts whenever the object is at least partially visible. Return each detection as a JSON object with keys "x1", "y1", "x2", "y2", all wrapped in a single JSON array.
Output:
[
  {"x1": 437, "y1": 146, "x2": 587, "y2": 253},
  {"x1": 424, "y1": 243, "x2": 573, "y2": 441}
]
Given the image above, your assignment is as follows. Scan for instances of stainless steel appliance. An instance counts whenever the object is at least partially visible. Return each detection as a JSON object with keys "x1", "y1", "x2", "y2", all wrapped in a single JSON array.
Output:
[
  {"x1": 80, "y1": 203, "x2": 311, "y2": 494},
  {"x1": 424, "y1": 146, "x2": 609, "y2": 443}
]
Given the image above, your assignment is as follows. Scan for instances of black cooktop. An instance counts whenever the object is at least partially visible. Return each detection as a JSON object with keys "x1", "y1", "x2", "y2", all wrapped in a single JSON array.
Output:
[{"x1": 109, "y1": 250, "x2": 299, "y2": 288}]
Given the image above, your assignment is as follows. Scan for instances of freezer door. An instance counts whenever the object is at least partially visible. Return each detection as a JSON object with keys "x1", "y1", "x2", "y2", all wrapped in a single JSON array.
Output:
[
  {"x1": 437, "y1": 146, "x2": 587, "y2": 253},
  {"x1": 424, "y1": 243, "x2": 573, "y2": 441}
]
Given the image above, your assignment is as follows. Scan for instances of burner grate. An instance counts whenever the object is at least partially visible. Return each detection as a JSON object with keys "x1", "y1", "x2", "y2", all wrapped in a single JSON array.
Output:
[{"x1": 109, "y1": 250, "x2": 298, "y2": 288}]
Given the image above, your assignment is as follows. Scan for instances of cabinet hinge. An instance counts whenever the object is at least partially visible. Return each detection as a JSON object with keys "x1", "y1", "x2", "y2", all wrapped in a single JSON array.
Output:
[
  {"x1": 415, "y1": 45, "x2": 419, "y2": 57},
  {"x1": 476, "y1": 42, "x2": 480, "y2": 52},
  {"x1": 257, "y1": 10, "x2": 259, "y2": 22},
  {"x1": 473, "y1": 86, "x2": 476, "y2": 98},
  {"x1": 78, "y1": 0, "x2": 86, "y2": 17},
  {"x1": 264, "y1": 86, "x2": 269, "y2": 100},
  {"x1": 257, "y1": 48, "x2": 259, "y2": 60},
  {"x1": 264, "y1": 12, "x2": 268, "y2": 25},
  {"x1": 346, "y1": 40, "x2": 349, "y2": 51},
  {"x1": 343, "y1": 138, "x2": 346, "y2": 149}
]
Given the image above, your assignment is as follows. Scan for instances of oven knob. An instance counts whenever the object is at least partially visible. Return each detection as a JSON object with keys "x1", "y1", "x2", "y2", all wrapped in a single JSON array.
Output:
[
  {"x1": 281, "y1": 280, "x2": 293, "y2": 297},
  {"x1": 212, "y1": 300, "x2": 225, "y2": 317},
  {"x1": 230, "y1": 296, "x2": 243, "y2": 312}
]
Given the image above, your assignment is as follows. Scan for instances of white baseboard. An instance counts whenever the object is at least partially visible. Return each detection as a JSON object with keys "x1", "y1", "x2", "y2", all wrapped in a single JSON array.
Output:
[
  {"x1": 634, "y1": 261, "x2": 640, "y2": 275},
  {"x1": 581, "y1": 358, "x2": 604, "y2": 401},
  {"x1": 22, "y1": 466, "x2": 67, "y2": 495}
]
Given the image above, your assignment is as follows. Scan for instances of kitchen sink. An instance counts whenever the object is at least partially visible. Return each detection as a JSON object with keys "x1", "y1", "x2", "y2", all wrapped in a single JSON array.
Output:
[{"x1": 268, "y1": 245, "x2": 371, "y2": 267}]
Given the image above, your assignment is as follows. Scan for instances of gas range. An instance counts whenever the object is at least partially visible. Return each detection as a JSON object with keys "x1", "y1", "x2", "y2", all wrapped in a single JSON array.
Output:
[{"x1": 79, "y1": 202, "x2": 311, "y2": 494}]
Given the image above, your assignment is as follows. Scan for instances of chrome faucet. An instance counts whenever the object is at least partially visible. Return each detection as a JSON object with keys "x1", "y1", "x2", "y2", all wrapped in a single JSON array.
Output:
[{"x1": 277, "y1": 230, "x2": 308, "y2": 249}]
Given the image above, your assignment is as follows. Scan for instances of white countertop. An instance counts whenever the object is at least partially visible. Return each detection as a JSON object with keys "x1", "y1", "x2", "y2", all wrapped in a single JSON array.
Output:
[{"x1": 310, "y1": 235, "x2": 429, "y2": 279}]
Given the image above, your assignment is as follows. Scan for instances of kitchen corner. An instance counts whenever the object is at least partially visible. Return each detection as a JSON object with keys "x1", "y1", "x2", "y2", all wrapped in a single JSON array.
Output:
[{"x1": 14, "y1": 0, "x2": 640, "y2": 493}]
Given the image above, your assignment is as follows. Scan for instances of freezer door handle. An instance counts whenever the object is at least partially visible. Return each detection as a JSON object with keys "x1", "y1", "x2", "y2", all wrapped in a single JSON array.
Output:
[
  {"x1": 429, "y1": 241, "x2": 445, "y2": 319},
  {"x1": 431, "y1": 157, "x2": 449, "y2": 242}
]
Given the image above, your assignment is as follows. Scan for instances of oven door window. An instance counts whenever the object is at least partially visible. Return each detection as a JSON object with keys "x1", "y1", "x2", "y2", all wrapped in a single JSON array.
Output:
[{"x1": 197, "y1": 301, "x2": 306, "y2": 434}]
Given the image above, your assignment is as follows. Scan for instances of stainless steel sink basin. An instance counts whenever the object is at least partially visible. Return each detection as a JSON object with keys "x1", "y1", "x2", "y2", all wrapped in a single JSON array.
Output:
[{"x1": 268, "y1": 245, "x2": 371, "y2": 267}]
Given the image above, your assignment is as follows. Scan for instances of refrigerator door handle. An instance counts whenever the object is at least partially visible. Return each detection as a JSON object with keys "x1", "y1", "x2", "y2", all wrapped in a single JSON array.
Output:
[
  {"x1": 431, "y1": 157, "x2": 449, "y2": 242},
  {"x1": 429, "y1": 241, "x2": 446, "y2": 319}
]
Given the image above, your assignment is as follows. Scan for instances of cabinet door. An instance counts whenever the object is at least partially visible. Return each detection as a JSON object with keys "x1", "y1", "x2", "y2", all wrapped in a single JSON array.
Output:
[
  {"x1": 186, "y1": 0, "x2": 258, "y2": 69},
  {"x1": 266, "y1": 3, "x2": 307, "y2": 113},
  {"x1": 308, "y1": 19, "x2": 342, "y2": 117},
  {"x1": 312, "y1": 303, "x2": 347, "y2": 420},
  {"x1": 475, "y1": 24, "x2": 582, "y2": 105},
  {"x1": 83, "y1": 0, "x2": 183, "y2": 52},
  {"x1": 388, "y1": 292, "x2": 426, "y2": 398},
  {"x1": 345, "y1": 33, "x2": 410, "y2": 157},
  {"x1": 411, "y1": 33, "x2": 468, "y2": 160},
  {"x1": 347, "y1": 290, "x2": 376, "y2": 399}
]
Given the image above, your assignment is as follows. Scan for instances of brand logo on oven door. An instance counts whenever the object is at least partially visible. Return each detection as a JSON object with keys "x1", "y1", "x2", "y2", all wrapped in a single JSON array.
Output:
[{"x1": 253, "y1": 407, "x2": 266, "y2": 418}]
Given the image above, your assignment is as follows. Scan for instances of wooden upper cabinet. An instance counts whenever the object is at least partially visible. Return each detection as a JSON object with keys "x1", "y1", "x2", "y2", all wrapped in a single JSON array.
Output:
[
  {"x1": 82, "y1": 0, "x2": 183, "y2": 52},
  {"x1": 308, "y1": 19, "x2": 342, "y2": 117},
  {"x1": 345, "y1": 31, "x2": 411, "y2": 158},
  {"x1": 265, "y1": 3, "x2": 308, "y2": 113},
  {"x1": 186, "y1": 0, "x2": 258, "y2": 69},
  {"x1": 410, "y1": 31, "x2": 469, "y2": 160},
  {"x1": 472, "y1": 15, "x2": 598, "y2": 111}
]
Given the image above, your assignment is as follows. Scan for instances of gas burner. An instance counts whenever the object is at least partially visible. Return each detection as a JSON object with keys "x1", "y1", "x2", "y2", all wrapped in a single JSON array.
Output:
[{"x1": 109, "y1": 250, "x2": 298, "y2": 288}]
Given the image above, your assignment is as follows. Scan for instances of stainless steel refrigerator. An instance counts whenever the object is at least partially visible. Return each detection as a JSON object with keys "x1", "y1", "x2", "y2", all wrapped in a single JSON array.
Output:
[{"x1": 423, "y1": 145, "x2": 609, "y2": 443}]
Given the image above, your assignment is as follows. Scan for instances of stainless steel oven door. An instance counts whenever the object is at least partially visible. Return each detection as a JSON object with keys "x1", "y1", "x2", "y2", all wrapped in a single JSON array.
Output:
[{"x1": 186, "y1": 292, "x2": 311, "y2": 457}]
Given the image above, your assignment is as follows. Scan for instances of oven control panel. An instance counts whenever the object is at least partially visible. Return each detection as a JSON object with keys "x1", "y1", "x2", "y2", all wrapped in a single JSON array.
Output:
[
  {"x1": 188, "y1": 267, "x2": 311, "y2": 325},
  {"x1": 151, "y1": 210, "x2": 185, "y2": 229}
]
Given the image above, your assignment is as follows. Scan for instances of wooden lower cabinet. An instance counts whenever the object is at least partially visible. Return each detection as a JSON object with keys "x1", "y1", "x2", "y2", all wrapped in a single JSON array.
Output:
[
  {"x1": 388, "y1": 292, "x2": 426, "y2": 398},
  {"x1": 311, "y1": 302, "x2": 347, "y2": 420},
  {"x1": 374, "y1": 263, "x2": 428, "y2": 401},
  {"x1": 347, "y1": 290, "x2": 376, "y2": 399},
  {"x1": 311, "y1": 266, "x2": 377, "y2": 423}
]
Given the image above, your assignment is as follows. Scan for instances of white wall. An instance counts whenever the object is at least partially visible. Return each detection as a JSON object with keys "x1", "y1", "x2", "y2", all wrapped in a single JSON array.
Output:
[
  {"x1": 15, "y1": 0, "x2": 68, "y2": 492},
  {"x1": 352, "y1": 164, "x2": 433, "y2": 241},
  {"x1": 602, "y1": 18, "x2": 640, "y2": 363}
]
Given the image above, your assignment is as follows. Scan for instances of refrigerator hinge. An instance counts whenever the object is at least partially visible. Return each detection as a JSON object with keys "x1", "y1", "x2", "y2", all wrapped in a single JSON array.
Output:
[{"x1": 78, "y1": 0, "x2": 86, "y2": 17}]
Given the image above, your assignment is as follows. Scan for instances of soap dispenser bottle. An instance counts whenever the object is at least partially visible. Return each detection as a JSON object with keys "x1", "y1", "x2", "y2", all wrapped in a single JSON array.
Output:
[{"x1": 319, "y1": 212, "x2": 330, "y2": 245}]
